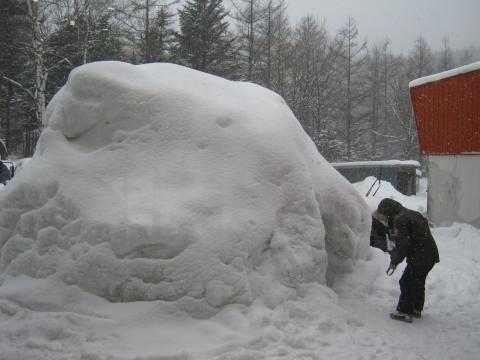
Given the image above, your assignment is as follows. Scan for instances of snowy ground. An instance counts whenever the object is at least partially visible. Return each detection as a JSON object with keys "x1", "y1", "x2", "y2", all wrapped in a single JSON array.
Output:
[{"x1": 0, "y1": 176, "x2": 479, "y2": 360}]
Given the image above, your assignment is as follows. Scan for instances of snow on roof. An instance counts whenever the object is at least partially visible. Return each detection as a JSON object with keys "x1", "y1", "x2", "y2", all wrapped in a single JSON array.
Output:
[
  {"x1": 331, "y1": 160, "x2": 421, "y2": 168},
  {"x1": 409, "y1": 61, "x2": 480, "y2": 88}
]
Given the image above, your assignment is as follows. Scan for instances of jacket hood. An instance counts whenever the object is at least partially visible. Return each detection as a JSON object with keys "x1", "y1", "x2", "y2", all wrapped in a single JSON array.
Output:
[{"x1": 377, "y1": 198, "x2": 404, "y2": 218}]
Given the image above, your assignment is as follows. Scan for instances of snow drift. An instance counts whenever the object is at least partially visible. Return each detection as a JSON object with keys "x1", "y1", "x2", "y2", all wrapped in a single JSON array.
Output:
[{"x1": 0, "y1": 62, "x2": 370, "y2": 317}]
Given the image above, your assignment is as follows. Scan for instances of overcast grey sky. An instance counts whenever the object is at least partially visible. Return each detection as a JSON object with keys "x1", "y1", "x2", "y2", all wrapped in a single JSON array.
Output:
[{"x1": 285, "y1": 0, "x2": 480, "y2": 53}]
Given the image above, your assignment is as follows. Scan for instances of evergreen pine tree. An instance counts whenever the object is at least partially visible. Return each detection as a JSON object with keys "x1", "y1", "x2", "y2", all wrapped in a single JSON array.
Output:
[
  {"x1": 149, "y1": 5, "x2": 176, "y2": 62},
  {"x1": 176, "y1": 0, "x2": 236, "y2": 75}
]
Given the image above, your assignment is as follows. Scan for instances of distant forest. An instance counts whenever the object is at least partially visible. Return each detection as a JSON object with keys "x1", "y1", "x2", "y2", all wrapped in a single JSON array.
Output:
[{"x1": 1, "y1": 0, "x2": 479, "y2": 161}]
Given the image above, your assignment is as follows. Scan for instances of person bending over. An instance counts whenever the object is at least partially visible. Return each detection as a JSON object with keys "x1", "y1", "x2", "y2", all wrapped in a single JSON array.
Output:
[{"x1": 375, "y1": 198, "x2": 440, "y2": 323}]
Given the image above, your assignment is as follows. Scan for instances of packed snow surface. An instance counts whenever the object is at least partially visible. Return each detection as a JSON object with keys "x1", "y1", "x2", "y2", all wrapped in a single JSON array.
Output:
[
  {"x1": 0, "y1": 60, "x2": 370, "y2": 325},
  {"x1": 353, "y1": 176, "x2": 428, "y2": 215},
  {"x1": 1, "y1": 164, "x2": 479, "y2": 359}
]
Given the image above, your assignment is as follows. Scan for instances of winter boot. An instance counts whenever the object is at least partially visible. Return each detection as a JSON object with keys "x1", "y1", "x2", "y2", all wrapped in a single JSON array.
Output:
[{"x1": 390, "y1": 311, "x2": 413, "y2": 323}]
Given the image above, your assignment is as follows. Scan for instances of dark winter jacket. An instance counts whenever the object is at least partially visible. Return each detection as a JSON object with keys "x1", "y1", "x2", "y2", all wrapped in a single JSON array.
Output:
[
  {"x1": 370, "y1": 216, "x2": 389, "y2": 252},
  {"x1": 377, "y1": 198, "x2": 440, "y2": 266}
]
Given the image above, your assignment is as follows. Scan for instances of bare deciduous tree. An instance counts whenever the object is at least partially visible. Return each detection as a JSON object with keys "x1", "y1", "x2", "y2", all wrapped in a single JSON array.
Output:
[
  {"x1": 437, "y1": 36, "x2": 454, "y2": 72},
  {"x1": 333, "y1": 17, "x2": 368, "y2": 160}
]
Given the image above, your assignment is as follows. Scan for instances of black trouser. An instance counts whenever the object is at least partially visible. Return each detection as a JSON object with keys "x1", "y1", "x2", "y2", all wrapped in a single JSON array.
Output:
[{"x1": 397, "y1": 263, "x2": 434, "y2": 314}]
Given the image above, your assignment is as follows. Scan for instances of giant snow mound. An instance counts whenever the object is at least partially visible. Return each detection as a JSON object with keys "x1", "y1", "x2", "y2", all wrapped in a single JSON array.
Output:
[{"x1": 0, "y1": 62, "x2": 370, "y2": 317}]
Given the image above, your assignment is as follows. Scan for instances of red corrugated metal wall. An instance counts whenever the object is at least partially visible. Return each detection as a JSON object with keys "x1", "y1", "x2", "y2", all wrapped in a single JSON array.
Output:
[{"x1": 410, "y1": 69, "x2": 480, "y2": 155}]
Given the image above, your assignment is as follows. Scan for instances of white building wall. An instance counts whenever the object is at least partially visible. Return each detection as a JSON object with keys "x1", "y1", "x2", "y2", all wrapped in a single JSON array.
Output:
[{"x1": 427, "y1": 155, "x2": 480, "y2": 227}]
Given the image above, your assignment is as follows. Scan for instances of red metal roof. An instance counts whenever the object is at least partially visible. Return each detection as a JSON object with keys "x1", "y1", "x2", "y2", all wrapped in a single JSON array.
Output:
[{"x1": 410, "y1": 66, "x2": 480, "y2": 155}]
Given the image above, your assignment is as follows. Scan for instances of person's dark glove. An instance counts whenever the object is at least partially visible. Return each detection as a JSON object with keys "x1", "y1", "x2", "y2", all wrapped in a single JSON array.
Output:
[{"x1": 386, "y1": 263, "x2": 397, "y2": 276}]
